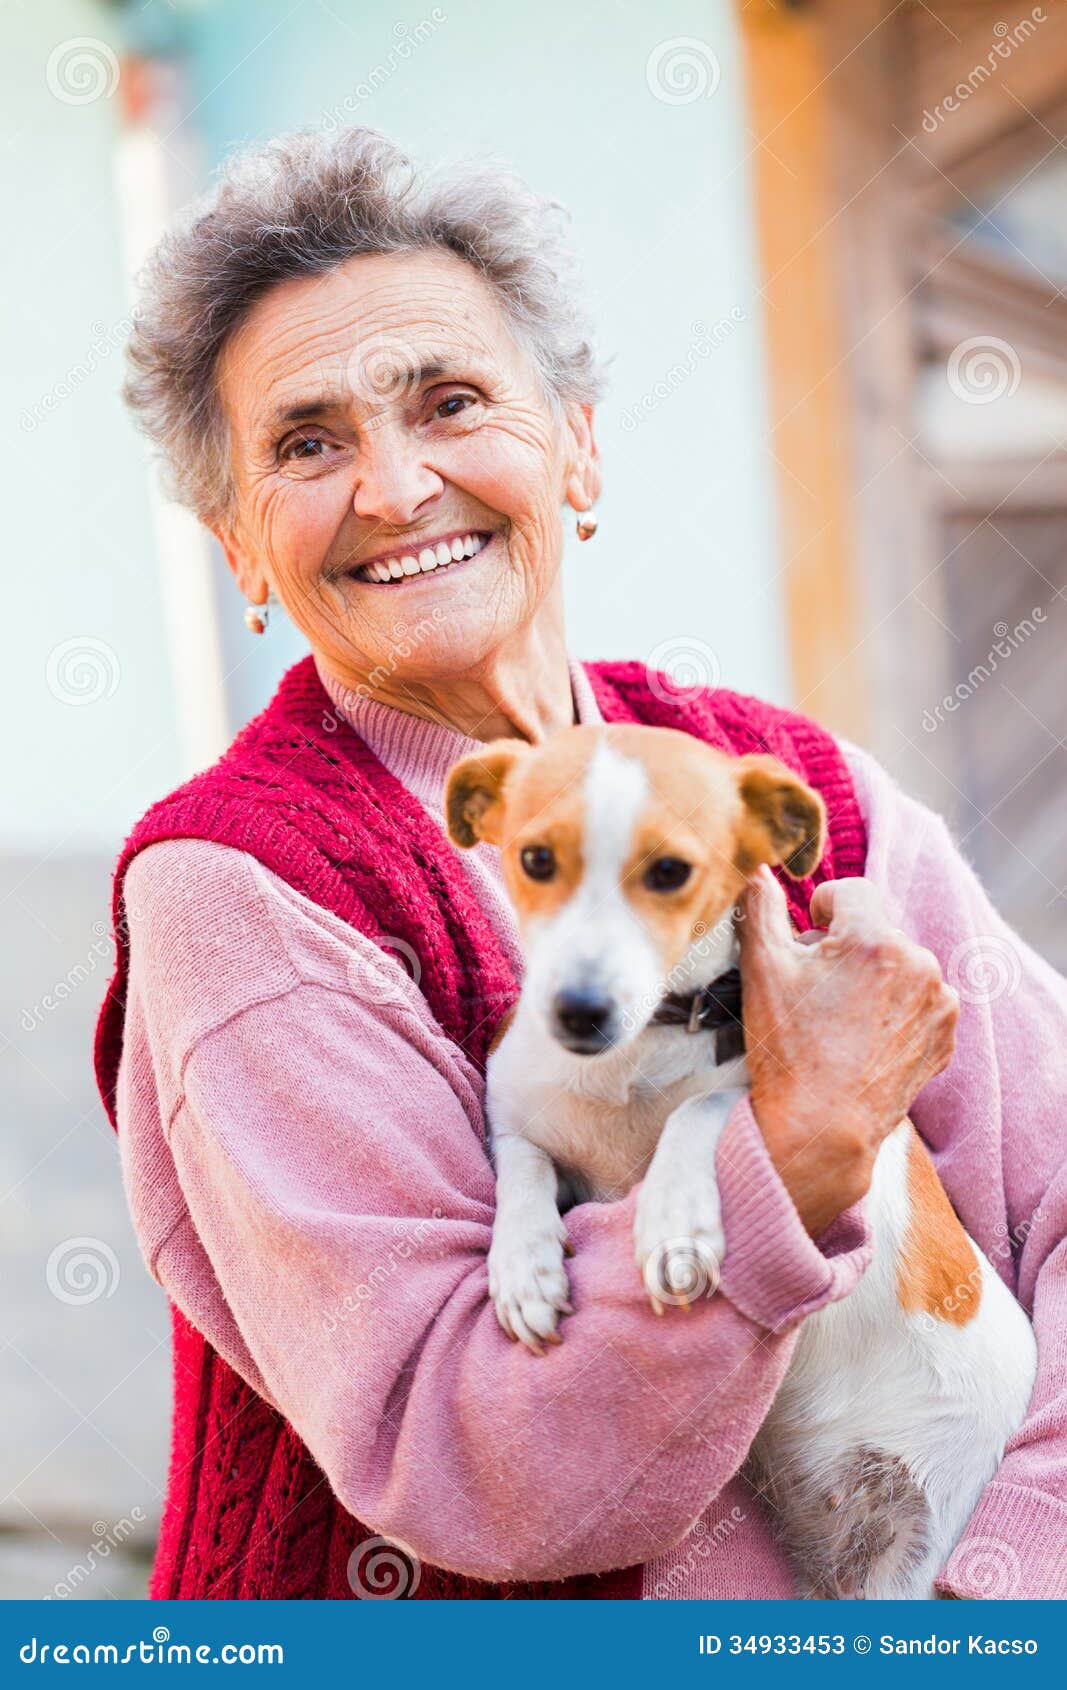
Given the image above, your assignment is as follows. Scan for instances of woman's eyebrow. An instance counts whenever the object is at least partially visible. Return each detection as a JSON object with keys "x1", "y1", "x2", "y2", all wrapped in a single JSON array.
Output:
[
  {"x1": 263, "y1": 387, "x2": 354, "y2": 431},
  {"x1": 264, "y1": 360, "x2": 475, "y2": 433}
]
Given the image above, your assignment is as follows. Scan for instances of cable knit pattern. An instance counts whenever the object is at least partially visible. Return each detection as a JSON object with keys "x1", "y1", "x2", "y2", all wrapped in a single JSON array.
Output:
[{"x1": 94, "y1": 655, "x2": 867, "y2": 1601}]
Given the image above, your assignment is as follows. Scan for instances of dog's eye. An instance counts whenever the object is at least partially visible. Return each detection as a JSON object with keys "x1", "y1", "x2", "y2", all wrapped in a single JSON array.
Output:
[
  {"x1": 644, "y1": 856, "x2": 692, "y2": 892},
  {"x1": 520, "y1": 845, "x2": 556, "y2": 882}
]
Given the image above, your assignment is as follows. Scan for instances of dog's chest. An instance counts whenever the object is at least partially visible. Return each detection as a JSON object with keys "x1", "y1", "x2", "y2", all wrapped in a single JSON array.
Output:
[{"x1": 492, "y1": 1026, "x2": 727, "y2": 1202}]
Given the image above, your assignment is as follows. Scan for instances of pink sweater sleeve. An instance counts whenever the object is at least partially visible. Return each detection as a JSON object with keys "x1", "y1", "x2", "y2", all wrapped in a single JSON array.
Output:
[
  {"x1": 844, "y1": 745, "x2": 1067, "y2": 1600},
  {"x1": 120, "y1": 840, "x2": 869, "y2": 1584}
]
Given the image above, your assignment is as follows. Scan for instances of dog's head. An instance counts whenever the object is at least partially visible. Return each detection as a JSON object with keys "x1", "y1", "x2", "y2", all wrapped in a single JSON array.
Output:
[{"x1": 446, "y1": 723, "x2": 824, "y2": 1055}]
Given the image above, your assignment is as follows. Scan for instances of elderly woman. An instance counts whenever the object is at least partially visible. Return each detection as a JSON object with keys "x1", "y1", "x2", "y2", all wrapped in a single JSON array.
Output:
[{"x1": 96, "y1": 128, "x2": 1066, "y2": 1602}]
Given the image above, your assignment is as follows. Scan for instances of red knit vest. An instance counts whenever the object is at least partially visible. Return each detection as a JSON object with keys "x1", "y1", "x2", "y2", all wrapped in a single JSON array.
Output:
[{"x1": 94, "y1": 657, "x2": 867, "y2": 1600}]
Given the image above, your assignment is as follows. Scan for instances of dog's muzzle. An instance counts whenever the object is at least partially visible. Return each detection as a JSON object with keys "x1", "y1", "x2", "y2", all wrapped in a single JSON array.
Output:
[{"x1": 551, "y1": 987, "x2": 619, "y2": 1055}]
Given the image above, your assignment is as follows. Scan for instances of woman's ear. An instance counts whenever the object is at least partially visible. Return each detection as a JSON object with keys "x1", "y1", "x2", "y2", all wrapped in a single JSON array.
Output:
[
  {"x1": 563, "y1": 403, "x2": 602, "y2": 513},
  {"x1": 213, "y1": 521, "x2": 269, "y2": 607},
  {"x1": 736, "y1": 755, "x2": 826, "y2": 880},
  {"x1": 445, "y1": 741, "x2": 530, "y2": 848}
]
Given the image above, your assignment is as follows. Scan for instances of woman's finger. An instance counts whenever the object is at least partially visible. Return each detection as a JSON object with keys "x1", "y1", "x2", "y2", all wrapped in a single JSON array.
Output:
[
  {"x1": 739, "y1": 864, "x2": 795, "y2": 957},
  {"x1": 809, "y1": 875, "x2": 887, "y2": 935}
]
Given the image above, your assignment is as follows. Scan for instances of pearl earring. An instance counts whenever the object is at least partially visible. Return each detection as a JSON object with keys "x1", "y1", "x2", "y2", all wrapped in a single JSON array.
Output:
[
  {"x1": 576, "y1": 508, "x2": 598, "y2": 542},
  {"x1": 243, "y1": 598, "x2": 270, "y2": 635}
]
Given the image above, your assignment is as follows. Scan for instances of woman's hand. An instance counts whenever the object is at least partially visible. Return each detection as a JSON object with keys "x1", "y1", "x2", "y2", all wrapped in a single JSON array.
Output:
[{"x1": 737, "y1": 866, "x2": 960, "y2": 1237}]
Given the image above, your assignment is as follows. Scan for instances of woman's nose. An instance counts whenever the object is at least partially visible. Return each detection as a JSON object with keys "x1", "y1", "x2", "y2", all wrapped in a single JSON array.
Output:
[{"x1": 351, "y1": 431, "x2": 443, "y2": 527}]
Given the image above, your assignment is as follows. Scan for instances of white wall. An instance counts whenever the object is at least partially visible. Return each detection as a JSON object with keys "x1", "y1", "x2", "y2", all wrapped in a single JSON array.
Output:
[{"x1": 2, "y1": 0, "x2": 184, "y2": 855}]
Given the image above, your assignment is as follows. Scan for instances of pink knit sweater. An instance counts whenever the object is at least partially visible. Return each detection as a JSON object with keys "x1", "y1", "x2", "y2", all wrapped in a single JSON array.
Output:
[{"x1": 114, "y1": 659, "x2": 1067, "y2": 1599}]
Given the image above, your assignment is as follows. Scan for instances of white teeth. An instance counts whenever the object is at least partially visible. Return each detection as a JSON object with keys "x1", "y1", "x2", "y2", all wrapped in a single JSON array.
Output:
[{"x1": 359, "y1": 532, "x2": 491, "y2": 582}]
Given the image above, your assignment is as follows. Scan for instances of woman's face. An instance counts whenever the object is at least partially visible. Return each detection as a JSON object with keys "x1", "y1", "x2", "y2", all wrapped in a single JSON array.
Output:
[{"x1": 214, "y1": 249, "x2": 598, "y2": 686}]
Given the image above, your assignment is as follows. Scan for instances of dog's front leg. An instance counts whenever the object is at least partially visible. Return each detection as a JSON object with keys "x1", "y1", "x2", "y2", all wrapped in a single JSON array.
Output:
[
  {"x1": 634, "y1": 1088, "x2": 745, "y2": 1313},
  {"x1": 488, "y1": 1131, "x2": 573, "y2": 1352}
]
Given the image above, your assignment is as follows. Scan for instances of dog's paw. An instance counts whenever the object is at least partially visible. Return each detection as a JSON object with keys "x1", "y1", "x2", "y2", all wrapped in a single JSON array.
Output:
[
  {"x1": 488, "y1": 1214, "x2": 572, "y2": 1353},
  {"x1": 633, "y1": 1174, "x2": 724, "y2": 1315}
]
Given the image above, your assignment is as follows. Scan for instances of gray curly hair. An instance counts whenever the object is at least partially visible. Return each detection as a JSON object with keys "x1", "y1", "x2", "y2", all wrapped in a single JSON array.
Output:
[{"x1": 122, "y1": 127, "x2": 605, "y2": 527}]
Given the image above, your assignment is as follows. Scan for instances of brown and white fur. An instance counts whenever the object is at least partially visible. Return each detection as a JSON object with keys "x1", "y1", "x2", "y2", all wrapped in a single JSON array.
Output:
[{"x1": 445, "y1": 723, "x2": 1037, "y2": 1601}]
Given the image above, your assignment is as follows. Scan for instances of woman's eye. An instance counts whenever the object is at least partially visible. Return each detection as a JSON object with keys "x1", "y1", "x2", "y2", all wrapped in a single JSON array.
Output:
[
  {"x1": 433, "y1": 393, "x2": 476, "y2": 421},
  {"x1": 520, "y1": 845, "x2": 556, "y2": 882},
  {"x1": 643, "y1": 856, "x2": 692, "y2": 892},
  {"x1": 280, "y1": 434, "x2": 327, "y2": 463}
]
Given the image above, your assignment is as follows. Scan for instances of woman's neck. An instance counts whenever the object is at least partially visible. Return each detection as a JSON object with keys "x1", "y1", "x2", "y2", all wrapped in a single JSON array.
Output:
[{"x1": 320, "y1": 597, "x2": 576, "y2": 745}]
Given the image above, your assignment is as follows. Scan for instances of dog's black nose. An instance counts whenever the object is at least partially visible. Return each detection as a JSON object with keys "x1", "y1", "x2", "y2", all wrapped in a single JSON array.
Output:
[{"x1": 552, "y1": 989, "x2": 616, "y2": 1052}]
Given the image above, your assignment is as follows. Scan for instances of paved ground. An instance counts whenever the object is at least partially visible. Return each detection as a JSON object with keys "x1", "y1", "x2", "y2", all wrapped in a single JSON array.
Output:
[
  {"x1": 0, "y1": 1532, "x2": 153, "y2": 1600},
  {"x1": 1, "y1": 853, "x2": 169, "y2": 1597}
]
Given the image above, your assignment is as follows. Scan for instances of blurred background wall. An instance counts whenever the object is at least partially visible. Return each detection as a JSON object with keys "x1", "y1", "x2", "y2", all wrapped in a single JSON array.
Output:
[{"x1": 2, "y1": 0, "x2": 1064, "y2": 1596}]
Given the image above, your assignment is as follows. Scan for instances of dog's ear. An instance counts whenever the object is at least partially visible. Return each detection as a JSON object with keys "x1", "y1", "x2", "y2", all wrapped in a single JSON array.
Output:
[
  {"x1": 445, "y1": 741, "x2": 529, "y2": 848},
  {"x1": 736, "y1": 755, "x2": 826, "y2": 880}
]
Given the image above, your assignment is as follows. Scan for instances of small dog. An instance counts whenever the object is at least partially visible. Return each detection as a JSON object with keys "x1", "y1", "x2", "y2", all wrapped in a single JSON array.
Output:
[{"x1": 445, "y1": 723, "x2": 1037, "y2": 1600}]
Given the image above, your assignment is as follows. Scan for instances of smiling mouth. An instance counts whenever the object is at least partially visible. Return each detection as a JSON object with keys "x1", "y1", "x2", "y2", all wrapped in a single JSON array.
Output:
[{"x1": 349, "y1": 529, "x2": 494, "y2": 585}]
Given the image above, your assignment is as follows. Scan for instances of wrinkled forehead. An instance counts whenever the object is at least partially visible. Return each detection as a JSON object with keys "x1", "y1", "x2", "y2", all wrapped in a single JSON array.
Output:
[
  {"x1": 505, "y1": 727, "x2": 742, "y2": 849},
  {"x1": 217, "y1": 249, "x2": 527, "y2": 436}
]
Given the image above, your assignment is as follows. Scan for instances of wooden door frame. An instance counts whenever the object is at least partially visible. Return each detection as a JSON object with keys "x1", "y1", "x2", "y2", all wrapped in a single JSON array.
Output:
[{"x1": 736, "y1": 0, "x2": 1067, "y2": 807}]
